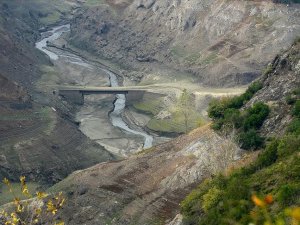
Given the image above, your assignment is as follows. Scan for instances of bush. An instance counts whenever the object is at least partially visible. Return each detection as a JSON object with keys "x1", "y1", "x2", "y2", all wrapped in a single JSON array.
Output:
[
  {"x1": 292, "y1": 100, "x2": 300, "y2": 117},
  {"x1": 238, "y1": 130, "x2": 264, "y2": 150},
  {"x1": 224, "y1": 108, "x2": 242, "y2": 128},
  {"x1": 208, "y1": 81, "x2": 263, "y2": 120},
  {"x1": 277, "y1": 135, "x2": 300, "y2": 157},
  {"x1": 208, "y1": 98, "x2": 230, "y2": 119},
  {"x1": 286, "y1": 94, "x2": 296, "y2": 105},
  {"x1": 202, "y1": 187, "x2": 223, "y2": 212},
  {"x1": 247, "y1": 81, "x2": 263, "y2": 95},
  {"x1": 287, "y1": 118, "x2": 300, "y2": 135},
  {"x1": 255, "y1": 139, "x2": 279, "y2": 168},
  {"x1": 211, "y1": 119, "x2": 224, "y2": 130},
  {"x1": 277, "y1": 184, "x2": 300, "y2": 206},
  {"x1": 243, "y1": 103, "x2": 270, "y2": 131}
]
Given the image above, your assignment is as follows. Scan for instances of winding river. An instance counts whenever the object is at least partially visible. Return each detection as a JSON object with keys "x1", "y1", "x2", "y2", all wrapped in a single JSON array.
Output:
[{"x1": 35, "y1": 24, "x2": 153, "y2": 151}]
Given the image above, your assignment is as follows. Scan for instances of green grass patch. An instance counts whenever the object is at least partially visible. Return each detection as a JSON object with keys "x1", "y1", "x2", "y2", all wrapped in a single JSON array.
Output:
[
  {"x1": 147, "y1": 111, "x2": 205, "y2": 134},
  {"x1": 133, "y1": 99, "x2": 164, "y2": 115},
  {"x1": 0, "y1": 182, "x2": 40, "y2": 205},
  {"x1": 200, "y1": 53, "x2": 219, "y2": 66}
]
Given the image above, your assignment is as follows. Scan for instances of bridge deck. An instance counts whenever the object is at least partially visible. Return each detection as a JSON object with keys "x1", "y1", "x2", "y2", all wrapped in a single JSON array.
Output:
[{"x1": 58, "y1": 86, "x2": 147, "y2": 92}]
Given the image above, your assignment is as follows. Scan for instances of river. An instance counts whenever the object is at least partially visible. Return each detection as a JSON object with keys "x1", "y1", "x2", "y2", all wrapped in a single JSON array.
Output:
[{"x1": 35, "y1": 24, "x2": 153, "y2": 154}]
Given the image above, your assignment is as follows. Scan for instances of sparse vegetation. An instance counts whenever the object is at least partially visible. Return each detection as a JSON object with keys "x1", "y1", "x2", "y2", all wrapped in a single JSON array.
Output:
[
  {"x1": 0, "y1": 176, "x2": 65, "y2": 225},
  {"x1": 181, "y1": 88, "x2": 300, "y2": 225},
  {"x1": 208, "y1": 81, "x2": 268, "y2": 150}
]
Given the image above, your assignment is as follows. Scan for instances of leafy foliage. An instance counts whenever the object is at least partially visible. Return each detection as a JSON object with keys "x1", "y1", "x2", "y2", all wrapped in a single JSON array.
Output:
[
  {"x1": 181, "y1": 89, "x2": 300, "y2": 225},
  {"x1": 207, "y1": 81, "x2": 269, "y2": 150},
  {"x1": 208, "y1": 81, "x2": 263, "y2": 120},
  {"x1": 238, "y1": 129, "x2": 264, "y2": 150}
]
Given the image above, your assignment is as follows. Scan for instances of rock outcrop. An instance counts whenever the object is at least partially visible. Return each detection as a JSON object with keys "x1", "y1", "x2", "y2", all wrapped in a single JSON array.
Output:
[
  {"x1": 70, "y1": 0, "x2": 300, "y2": 86},
  {"x1": 50, "y1": 125, "x2": 240, "y2": 224},
  {"x1": 245, "y1": 39, "x2": 300, "y2": 137}
]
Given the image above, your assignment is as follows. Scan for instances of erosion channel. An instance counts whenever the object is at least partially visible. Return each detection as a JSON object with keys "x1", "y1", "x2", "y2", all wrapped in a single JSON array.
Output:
[{"x1": 35, "y1": 24, "x2": 154, "y2": 156}]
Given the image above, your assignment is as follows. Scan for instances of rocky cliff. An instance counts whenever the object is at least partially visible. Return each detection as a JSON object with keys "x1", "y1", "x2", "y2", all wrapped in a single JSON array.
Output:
[{"x1": 70, "y1": 0, "x2": 300, "y2": 86}]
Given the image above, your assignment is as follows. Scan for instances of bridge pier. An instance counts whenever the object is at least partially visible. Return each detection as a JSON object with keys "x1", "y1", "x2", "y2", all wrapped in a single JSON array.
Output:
[
  {"x1": 59, "y1": 90, "x2": 84, "y2": 105},
  {"x1": 126, "y1": 90, "x2": 145, "y2": 102}
]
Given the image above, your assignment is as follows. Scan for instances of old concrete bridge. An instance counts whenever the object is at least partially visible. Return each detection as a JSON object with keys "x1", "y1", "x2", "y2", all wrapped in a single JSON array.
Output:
[{"x1": 58, "y1": 86, "x2": 148, "y2": 104}]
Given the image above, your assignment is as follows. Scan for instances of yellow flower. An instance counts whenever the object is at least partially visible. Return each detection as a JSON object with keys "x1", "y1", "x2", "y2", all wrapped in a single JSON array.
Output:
[
  {"x1": 251, "y1": 194, "x2": 266, "y2": 208},
  {"x1": 36, "y1": 191, "x2": 48, "y2": 199},
  {"x1": 59, "y1": 198, "x2": 65, "y2": 207},
  {"x1": 35, "y1": 208, "x2": 42, "y2": 215},
  {"x1": 22, "y1": 186, "x2": 30, "y2": 196},
  {"x1": 10, "y1": 213, "x2": 20, "y2": 224},
  {"x1": 3, "y1": 178, "x2": 10, "y2": 186},
  {"x1": 13, "y1": 198, "x2": 20, "y2": 205},
  {"x1": 55, "y1": 222, "x2": 65, "y2": 225},
  {"x1": 290, "y1": 207, "x2": 300, "y2": 221},
  {"x1": 47, "y1": 200, "x2": 58, "y2": 215},
  {"x1": 19, "y1": 176, "x2": 26, "y2": 185},
  {"x1": 16, "y1": 204, "x2": 24, "y2": 213}
]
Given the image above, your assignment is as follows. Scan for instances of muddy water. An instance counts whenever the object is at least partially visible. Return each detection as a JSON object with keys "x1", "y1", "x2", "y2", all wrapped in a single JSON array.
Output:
[{"x1": 36, "y1": 25, "x2": 153, "y2": 156}]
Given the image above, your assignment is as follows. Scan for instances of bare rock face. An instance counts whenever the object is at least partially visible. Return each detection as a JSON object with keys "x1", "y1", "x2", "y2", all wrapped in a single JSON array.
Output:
[
  {"x1": 50, "y1": 125, "x2": 240, "y2": 224},
  {"x1": 245, "y1": 40, "x2": 300, "y2": 137},
  {"x1": 70, "y1": 0, "x2": 300, "y2": 86}
]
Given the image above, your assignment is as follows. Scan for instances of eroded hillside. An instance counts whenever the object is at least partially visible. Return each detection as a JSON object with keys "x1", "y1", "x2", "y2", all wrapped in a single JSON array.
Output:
[
  {"x1": 44, "y1": 40, "x2": 300, "y2": 225},
  {"x1": 0, "y1": 1, "x2": 115, "y2": 185},
  {"x1": 70, "y1": 0, "x2": 300, "y2": 86}
]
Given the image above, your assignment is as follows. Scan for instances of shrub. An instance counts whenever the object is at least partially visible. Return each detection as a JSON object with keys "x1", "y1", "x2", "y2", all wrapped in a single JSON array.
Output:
[
  {"x1": 208, "y1": 98, "x2": 230, "y2": 119},
  {"x1": 202, "y1": 187, "x2": 223, "y2": 212},
  {"x1": 243, "y1": 103, "x2": 270, "y2": 131},
  {"x1": 292, "y1": 100, "x2": 300, "y2": 117},
  {"x1": 277, "y1": 135, "x2": 300, "y2": 157},
  {"x1": 208, "y1": 81, "x2": 263, "y2": 120},
  {"x1": 238, "y1": 130, "x2": 264, "y2": 150},
  {"x1": 277, "y1": 184, "x2": 300, "y2": 206},
  {"x1": 211, "y1": 119, "x2": 224, "y2": 130},
  {"x1": 286, "y1": 94, "x2": 296, "y2": 105},
  {"x1": 247, "y1": 81, "x2": 263, "y2": 95},
  {"x1": 287, "y1": 118, "x2": 300, "y2": 135},
  {"x1": 224, "y1": 108, "x2": 242, "y2": 128},
  {"x1": 255, "y1": 139, "x2": 279, "y2": 168}
]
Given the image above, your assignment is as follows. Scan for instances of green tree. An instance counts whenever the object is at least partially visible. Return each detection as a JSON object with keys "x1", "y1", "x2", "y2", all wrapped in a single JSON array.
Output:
[{"x1": 178, "y1": 89, "x2": 194, "y2": 133}]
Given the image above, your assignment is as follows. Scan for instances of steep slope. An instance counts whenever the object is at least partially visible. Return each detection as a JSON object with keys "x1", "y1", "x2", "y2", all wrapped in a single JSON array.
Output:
[
  {"x1": 49, "y1": 125, "x2": 240, "y2": 225},
  {"x1": 42, "y1": 40, "x2": 300, "y2": 225},
  {"x1": 70, "y1": 0, "x2": 300, "y2": 86},
  {"x1": 246, "y1": 40, "x2": 300, "y2": 136},
  {"x1": 0, "y1": 1, "x2": 115, "y2": 185},
  {"x1": 181, "y1": 40, "x2": 300, "y2": 225}
]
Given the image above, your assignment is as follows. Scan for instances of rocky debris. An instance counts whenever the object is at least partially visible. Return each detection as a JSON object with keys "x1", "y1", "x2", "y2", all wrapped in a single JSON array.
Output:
[
  {"x1": 155, "y1": 110, "x2": 172, "y2": 120},
  {"x1": 70, "y1": 0, "x2": 300, "y2": 86},
  {"x1": 245, "y1": 40, "x2": 300, "y2": 137},
  {"x1": 50, "y1": 125, "x2": 240, "y2": 224}
]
